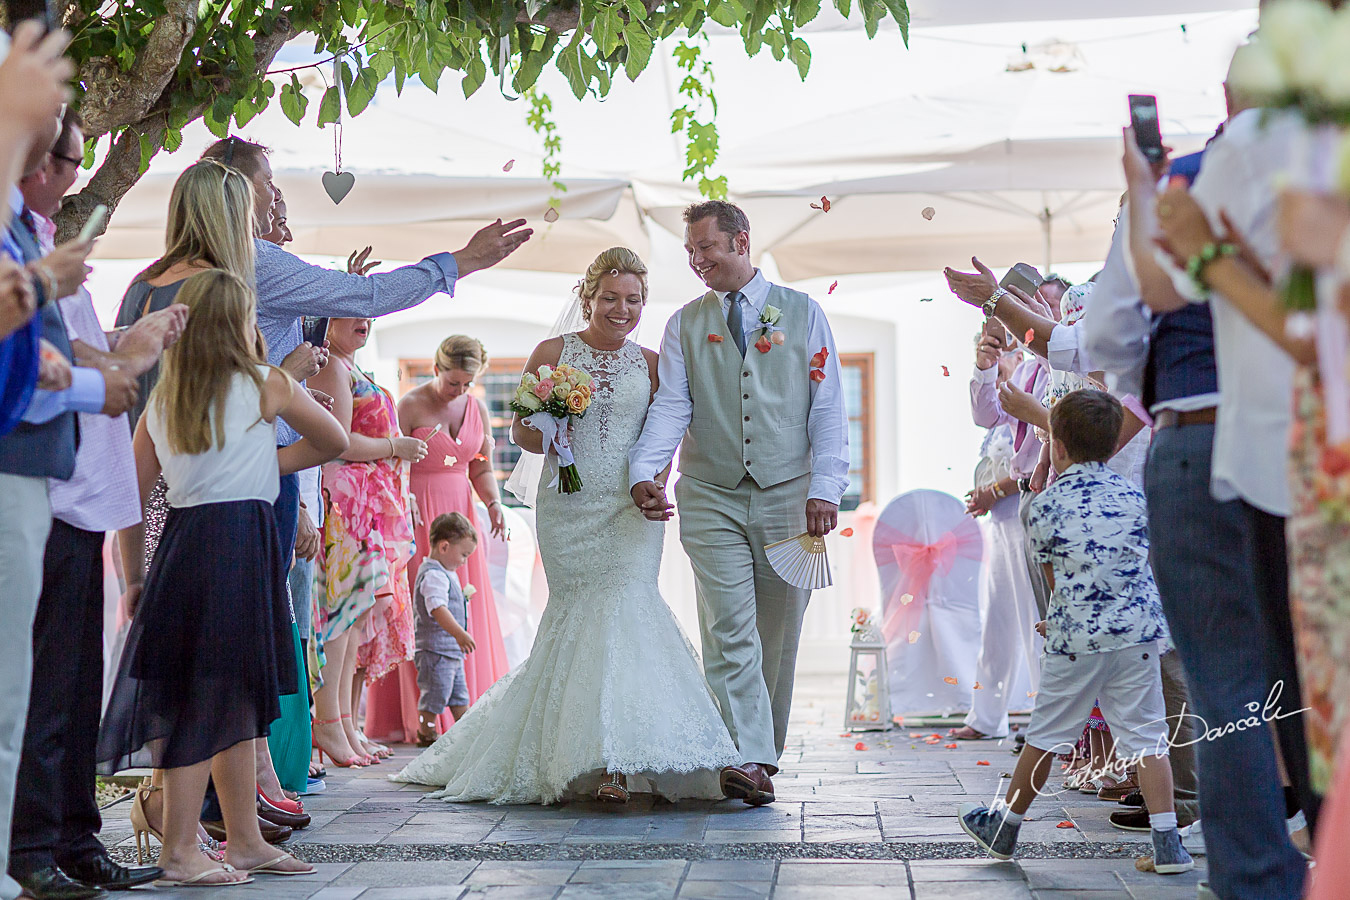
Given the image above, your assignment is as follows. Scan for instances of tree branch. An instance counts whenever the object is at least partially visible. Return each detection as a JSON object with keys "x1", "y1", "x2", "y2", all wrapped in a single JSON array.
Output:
[{"x1": 78, "y1": 0, "x2": 201, "y2": 141}]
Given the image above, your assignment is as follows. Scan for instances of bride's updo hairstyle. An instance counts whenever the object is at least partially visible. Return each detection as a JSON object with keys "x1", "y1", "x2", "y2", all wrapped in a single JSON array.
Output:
[
  {"x1": 434, "y1": 334, "x2": 489, "y2": 376},
  {"x1": 577, "y1": 247, "x2": 649, "y2": 321}
]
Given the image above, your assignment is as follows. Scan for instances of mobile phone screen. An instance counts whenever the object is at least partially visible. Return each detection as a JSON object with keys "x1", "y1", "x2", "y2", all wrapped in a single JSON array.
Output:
[
  {"x1": 302, "y1": 317, "x2": 329, "y2": 347},
  {"x1": 1129, "y1": 94, "x2": 1165, "y2": 162}
]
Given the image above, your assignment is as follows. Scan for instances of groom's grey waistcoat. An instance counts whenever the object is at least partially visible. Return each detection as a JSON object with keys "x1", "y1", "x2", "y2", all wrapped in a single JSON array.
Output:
[{"x1": 678, "y1": 286, "x2": 812, "y2": 491}]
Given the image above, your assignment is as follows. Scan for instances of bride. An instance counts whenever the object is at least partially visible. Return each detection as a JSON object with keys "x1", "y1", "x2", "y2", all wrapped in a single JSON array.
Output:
[{"x1": 392, "y1": 247, "x2": 740, "y2": 804}]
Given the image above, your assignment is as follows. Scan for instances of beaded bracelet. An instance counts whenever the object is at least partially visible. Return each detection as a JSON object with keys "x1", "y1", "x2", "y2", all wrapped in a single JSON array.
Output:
[{"x1": 1184, "y1": 241, "x2": 1237, "y2": 294}]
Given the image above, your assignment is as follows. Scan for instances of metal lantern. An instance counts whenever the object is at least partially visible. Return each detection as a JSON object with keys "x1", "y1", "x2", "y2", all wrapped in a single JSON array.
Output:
[{"x1": 845, "y1": 613, "x2": 892, "y2": 731}]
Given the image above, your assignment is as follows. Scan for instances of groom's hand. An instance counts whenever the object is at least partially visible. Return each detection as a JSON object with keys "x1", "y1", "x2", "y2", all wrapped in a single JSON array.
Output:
[
  {"x1": 632, "y1": 481, "x2": 674, "y2": 521},
  {"x1": 806, "y1": 498, "x2": 839, "y2": 537}
]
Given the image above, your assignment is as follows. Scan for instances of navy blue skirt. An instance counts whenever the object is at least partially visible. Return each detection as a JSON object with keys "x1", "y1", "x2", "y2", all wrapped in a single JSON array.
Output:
[{"x1": 98, "y1": 499, "x2": 298, "y2": 772}]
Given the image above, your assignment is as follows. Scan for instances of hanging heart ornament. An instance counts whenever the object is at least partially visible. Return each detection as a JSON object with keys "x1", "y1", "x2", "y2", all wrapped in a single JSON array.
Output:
[{"x1": 322, "y1": 170, "x2": 355, "y2": 205}]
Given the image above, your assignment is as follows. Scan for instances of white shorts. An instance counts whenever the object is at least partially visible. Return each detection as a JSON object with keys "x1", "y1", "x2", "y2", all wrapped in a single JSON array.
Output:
[{"x1": 1025, "y1": 641, "x2": 1169, "y2": 759}]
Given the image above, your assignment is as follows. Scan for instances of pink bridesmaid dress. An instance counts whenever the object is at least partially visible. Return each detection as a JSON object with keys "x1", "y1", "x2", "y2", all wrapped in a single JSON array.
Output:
[{"x1": 363, "y1": 398, "x2": 510, "y2": 743}]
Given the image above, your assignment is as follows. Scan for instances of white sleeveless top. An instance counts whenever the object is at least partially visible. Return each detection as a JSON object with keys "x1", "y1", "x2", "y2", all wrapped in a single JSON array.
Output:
[{"x1": 146, "y1": 365, "x2": 280, "y2": 507}]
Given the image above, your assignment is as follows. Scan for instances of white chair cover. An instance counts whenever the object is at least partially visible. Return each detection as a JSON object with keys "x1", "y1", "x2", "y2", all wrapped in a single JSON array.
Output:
[{"x1": 873, "y1": 489, "x2": 984, "y2": 716}]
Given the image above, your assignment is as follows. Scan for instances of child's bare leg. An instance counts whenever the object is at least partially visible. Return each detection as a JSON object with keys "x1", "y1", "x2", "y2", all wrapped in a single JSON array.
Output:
[
  {"x1": 1004, "y1": 744, "x2": 1058, "y2": 815},
  {"x1": 1135, "y1": 754, "x2": 1175, "y2": 814}
]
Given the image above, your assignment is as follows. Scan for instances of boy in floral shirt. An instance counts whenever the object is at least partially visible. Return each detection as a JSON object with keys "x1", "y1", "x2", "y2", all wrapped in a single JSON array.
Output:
[{"x1": 958, "y1": 389, "x2": 1191, "y2": 875}]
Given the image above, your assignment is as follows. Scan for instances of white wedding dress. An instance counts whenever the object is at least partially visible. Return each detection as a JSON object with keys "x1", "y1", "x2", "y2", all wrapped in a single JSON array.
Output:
[{"x1": 392, "y1": 333, "x2": 741, "y2": 803}]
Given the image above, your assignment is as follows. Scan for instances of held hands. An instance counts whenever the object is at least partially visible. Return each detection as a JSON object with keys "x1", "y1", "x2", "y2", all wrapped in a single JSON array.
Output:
[
  {"x1": 454, "y1": 219, "x2": 533, "y2": 277},
  {"x1": 391, "y1": 436, "x2": 428, "y2": 462},
  {"x1": 631, "y1": 481, "x2": 674, "y2": 522},
  {"x1": 965, "y1": 485, "x2": 995, "y2": 517},
  {"x1": 347, "y1": 246, "x2": 382, "y2": 275},
  {"x1": 943, "y1": 257, "x2": 999, "y2": 308},
  {"x1": 281, "y1": 341, "x2": 329, "y2": 381},
  {"x1": 806, "y1": 498, "x2": 839, "y2": 537}
]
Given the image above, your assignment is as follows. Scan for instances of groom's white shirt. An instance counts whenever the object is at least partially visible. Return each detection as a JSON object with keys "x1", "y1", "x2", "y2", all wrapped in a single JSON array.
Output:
[{"x1": 629, "y1": 269, "x2": 851, "y2": 504}]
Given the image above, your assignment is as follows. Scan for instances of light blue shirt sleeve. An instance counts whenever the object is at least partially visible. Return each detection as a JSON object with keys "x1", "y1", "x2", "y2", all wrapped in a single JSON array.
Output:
[{"x1": 22, "y1": 365, "x2": 105, "y2": 423}]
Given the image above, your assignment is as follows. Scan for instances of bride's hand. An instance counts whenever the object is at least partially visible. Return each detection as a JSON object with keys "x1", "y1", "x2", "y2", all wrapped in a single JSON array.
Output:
[{"x1": 631, "y1": 481, "x2": 673, "y2": 521}]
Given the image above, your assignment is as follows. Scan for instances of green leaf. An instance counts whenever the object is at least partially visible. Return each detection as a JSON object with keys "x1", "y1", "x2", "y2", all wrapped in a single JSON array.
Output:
[
  {"x1": 833, "y1": 0, "x2": 852, "y2": 16},
  {"x1": 623, "y1": 24, "x2": 653, "y2": 81},
  {"x1": 460, "y1": 56, "x2": 486, "y2": 98},
  {"x1": 882, "y1": 0, "x2": 910, "y2": 45},
  {"x1": 316, "y1": 85, "x2": 341, "y2": 127},
  {"x1": 792, "y1": 0, "x2": 823, "y2": 25},
  {"x1": 557, "y1": 36, "x2": 588, "y2": 100},
  {"x1": 233, "y1": 94, "x2": 261, "y2": 127},
  {"x1": 789, "y1": 37, "x2": 811, "y2": 79},
  {"x1": 347, "y1": 65, "x2": 380, "y2": 114},
  {"x1": 280, "y1": 74, "x2": 309, "y2": 124},
  {"x1": 137, "y1": 131, "x2": 154, "y2": 176}
]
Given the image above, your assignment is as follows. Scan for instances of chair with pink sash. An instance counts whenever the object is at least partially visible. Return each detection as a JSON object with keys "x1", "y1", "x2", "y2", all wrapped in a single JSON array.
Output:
[{"x1": 873, "y1": 489, "x2": 984, "y2": 716}]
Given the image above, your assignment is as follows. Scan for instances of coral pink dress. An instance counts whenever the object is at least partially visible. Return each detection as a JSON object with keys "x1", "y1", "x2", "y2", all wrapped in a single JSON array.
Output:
[{"x1": 363, "y1": 398, "x2": 510, "y2": 743}]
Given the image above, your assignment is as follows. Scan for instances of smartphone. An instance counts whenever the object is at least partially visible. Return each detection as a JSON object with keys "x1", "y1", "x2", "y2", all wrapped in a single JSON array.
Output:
[
  {"x1": 1000, "y1": 263, "x2": 1043, "y2": 297},
  {"x1": 1128, "y1": 94, "x2": 1165, "y2": 163},
  {"x1": 302, "y1": 316, "x2": 329, "y2": 347},
  {"x1": 4, "y1": 0, "x2": 56, "y2": 32},
  {"x1": 77, "y1": 204, "x2": 107, "y2": 244},
  {"x1": 981, "y1": 317, "x2": 1008, "y2": 350}
]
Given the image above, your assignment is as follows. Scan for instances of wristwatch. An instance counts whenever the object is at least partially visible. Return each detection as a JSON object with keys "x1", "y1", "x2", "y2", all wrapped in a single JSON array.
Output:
[{"x1": 981, "y1": 288, "x2": 1008, "y2": 318}]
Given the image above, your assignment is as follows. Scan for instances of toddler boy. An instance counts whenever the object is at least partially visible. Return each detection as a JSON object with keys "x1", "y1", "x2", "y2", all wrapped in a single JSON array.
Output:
[{"x1": 414, "y1": 512, "x2": 478, "y2": 747}]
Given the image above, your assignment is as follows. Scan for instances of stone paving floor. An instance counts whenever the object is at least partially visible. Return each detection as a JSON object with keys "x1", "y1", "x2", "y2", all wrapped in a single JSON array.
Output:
[{"x1": 98, "y1": 674, "x2": 1208, "y2": 898}]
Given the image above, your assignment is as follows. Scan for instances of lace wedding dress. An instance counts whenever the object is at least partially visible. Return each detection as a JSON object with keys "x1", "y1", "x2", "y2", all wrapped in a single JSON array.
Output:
[{"x1": 392, "y1": 333, "x2": 741, "y2": 803}]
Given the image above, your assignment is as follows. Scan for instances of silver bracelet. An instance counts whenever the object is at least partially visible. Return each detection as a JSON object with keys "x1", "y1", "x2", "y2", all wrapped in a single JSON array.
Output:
[{"x1": 387, "y1": 436, "x2": 395, "y2": 457}]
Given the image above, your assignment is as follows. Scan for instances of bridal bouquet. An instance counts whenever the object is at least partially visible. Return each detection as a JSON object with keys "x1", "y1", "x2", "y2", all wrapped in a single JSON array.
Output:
[
  {"x1": 1227, "y1": 0, "x2": 1350, "y2": 311},
  {"x1": 510, "y1": 363, "x2": 594, "y2": 493}
]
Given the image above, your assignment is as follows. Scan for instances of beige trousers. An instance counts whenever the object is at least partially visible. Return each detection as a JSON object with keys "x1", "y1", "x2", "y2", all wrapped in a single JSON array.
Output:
[
  {"x1": 0, "y1": 474, "x2": 50, "y2": 900},
  {"x1": 676, "y1": 473, "x2": 810, "y2": 769}
]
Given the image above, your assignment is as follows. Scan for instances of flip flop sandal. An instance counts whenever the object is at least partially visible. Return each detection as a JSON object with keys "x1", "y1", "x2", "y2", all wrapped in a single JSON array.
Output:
[
  {"x1": 157, "y1": 864, "x2": 254, "y2": 887},
  {"x1": 247, "y1": 854, "x2": 316, "y2": 877}
]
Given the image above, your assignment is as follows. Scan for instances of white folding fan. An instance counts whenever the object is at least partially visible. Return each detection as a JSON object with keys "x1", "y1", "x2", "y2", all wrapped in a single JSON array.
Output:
[{"x1": 764, "y1": 532, "x2": 833, "y2": 590}]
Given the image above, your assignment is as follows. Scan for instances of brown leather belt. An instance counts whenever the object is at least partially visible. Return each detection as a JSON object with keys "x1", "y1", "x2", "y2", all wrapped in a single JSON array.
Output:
[{"x1": 1153, "y1": 407, "x2": 1217, "y2": 430}]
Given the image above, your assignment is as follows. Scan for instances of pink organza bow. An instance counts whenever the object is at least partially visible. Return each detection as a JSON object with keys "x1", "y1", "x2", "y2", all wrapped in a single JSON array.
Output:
[{"x1": 882, "y1": 529, "x2": 983, "y2": 641}]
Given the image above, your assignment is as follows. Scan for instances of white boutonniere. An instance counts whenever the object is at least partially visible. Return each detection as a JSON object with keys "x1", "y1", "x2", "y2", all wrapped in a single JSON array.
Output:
[
  {"x1": 463, "y1": 584, "x2": 477, "y2": 600},
  {"x1": 754, "y1": 305, "x2": 787, "y2": 353}
]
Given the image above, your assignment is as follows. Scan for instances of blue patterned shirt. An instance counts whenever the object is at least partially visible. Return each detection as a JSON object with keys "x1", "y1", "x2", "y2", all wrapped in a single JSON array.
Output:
[
  {"x1": 255, "y1": 239, "x2": 457, "y2": 445},
  {"x1": 1026, "y1": 461, "x2": 1169, "y2": 656}
]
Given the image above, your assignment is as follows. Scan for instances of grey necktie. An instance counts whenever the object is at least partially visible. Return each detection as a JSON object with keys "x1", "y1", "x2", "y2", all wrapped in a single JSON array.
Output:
[{"x1": 726, "y1": 291, "x2": 747, "y2": 357}]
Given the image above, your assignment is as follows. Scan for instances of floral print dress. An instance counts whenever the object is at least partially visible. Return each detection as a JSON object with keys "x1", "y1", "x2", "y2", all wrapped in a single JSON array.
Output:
[
  {"x1": 1287, "y1": 365, "x2": 1350, "y2": 794},
  {"x1": 313, "y1": 367, "x2": 416, "y2": 684}
]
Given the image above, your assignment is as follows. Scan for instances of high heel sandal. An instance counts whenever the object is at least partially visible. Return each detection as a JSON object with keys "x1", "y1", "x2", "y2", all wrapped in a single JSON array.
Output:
[
  {"x1": 130, "y1": 779, "x2": 162, "y2": 866},
  {"x1": 339, "y1": 714, "x2": 378, "y2": 765},
  {"x1": 311, "y1": 717, "x2": 366, "y2": 768},
  {"x1": 257, "y1": 785, "x2": 304, "y2": 816},
  {"x1": 596, "y1": 773, "x2": 629, "y2": 805}
]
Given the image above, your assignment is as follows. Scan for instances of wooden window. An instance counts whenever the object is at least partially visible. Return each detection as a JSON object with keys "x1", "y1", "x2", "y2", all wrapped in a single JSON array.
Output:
[
  {"x1": 398, "y1": 358, "x2": 528, "y2": 501},
  {"x1": 839, "y1": 352, "x2": 874, "y2": 509}
]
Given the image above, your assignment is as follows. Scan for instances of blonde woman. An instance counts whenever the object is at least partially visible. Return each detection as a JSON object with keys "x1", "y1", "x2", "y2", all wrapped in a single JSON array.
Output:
[
  {"x1": 394, "y1": 248, "x2": 740, "y2": 805},
  {"x1": 364, "y1": 336, "x2": 510, "y2": 745},
  {"x1": 98, "y1": 270, "x2": 346, "y2": 885}
]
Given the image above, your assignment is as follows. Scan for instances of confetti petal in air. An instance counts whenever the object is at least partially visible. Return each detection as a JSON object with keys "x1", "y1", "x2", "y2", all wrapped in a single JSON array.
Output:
[
  {"x1": 943, "y1": 676, "x2": 958, "y2": 685},
  {"x1": 503, "y1": 159, "x2": 515, "y2": 172},
  {"x1": 444, "y1": 455, "x2": 458, "y2": 467},
  {"x1": 809, "y1": 369, "x2": 826, "y2": 383},
  {"x1": 900, "y1": 593, "x2": 914, "y2": 605},
  {"x1": 707, "y1": 334, "x2": 724, "y2": 343},
  {"x1": 1024, "y1": 328, "x2": 1035, "y2": 344},
  {"x1": 921, "y1": 206, "x2": 936, "y2": 220},
  {"x1": 810, "y1": 196, "x2": 832, "y2": 212},
  {"x1": 941, "y1": 365, "x2": 951, "y2": 377},
  {"x1": 841, "y1": 528, "x2": 854, "y2": 537},
  {"x1": 908, "y1": 630, "x2": 920, "y2": 644},
  {"x1": 771, "y1": 331, "x2": 786, "y2": 346},
  {"x1": 474, "y1": 453, "x2": 488, "y2": 462},
  {"x1": 543, "y1": 207, "x2": 560, "y2": 223},
  {"x1": 828, "y1": 280, "x2": 838, "y2": 294},
  {"x1": 974, "y1": 681, "x2": 983, "y2": 690},
  {"x1": 1027, "y1": 691, "x2": 1038, "y2": 698}
]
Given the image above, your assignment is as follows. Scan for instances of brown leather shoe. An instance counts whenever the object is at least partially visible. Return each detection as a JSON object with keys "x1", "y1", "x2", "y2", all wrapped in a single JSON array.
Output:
[
  {"x1": 719, "y1": 763, "x2": 776, "y2": 806},
  {"x1": 201, "y1": 815, "x2": 293, "y2": 844},
  {"x1": 257, "y1": 793, "x2": 312, "y2": 829}
]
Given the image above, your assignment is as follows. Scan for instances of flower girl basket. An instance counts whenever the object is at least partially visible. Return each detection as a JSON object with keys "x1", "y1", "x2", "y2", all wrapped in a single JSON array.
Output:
[{"x1": 873, "y1": 489, "x2": 984, "y2": 717}]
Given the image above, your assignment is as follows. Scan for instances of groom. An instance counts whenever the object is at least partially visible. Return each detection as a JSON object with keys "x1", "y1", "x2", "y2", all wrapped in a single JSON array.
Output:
[{"x1": 629, "y1": 200, "x2": 850, "y2": 805}]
